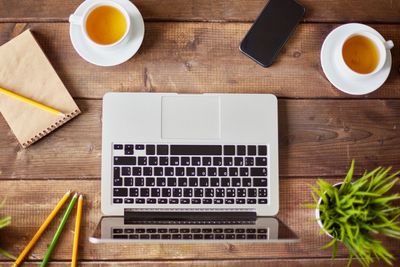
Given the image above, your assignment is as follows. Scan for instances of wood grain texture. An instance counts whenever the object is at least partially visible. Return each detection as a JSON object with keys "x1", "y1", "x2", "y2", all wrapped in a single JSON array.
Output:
[
  {"x1": 0, "y1": 0, "x2": 399, "y2": 23},
  {"x1": 1, "y1": 259, "x2": 398, "y2": 267},
  {"x1": 0, "y1": 23, "x2": 399, "y2": 99},
  {"x1": 1, "y1": 179, "x2": 399, "y2": 262},
  {"x1": 0, "y1": 99, "x2": 399, "y2": 180}
]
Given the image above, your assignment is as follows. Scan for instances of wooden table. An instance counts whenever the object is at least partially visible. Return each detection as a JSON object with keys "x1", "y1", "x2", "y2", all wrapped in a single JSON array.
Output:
[{"x1": 0, "y1": 0, "x2": 399, "y2": 266}]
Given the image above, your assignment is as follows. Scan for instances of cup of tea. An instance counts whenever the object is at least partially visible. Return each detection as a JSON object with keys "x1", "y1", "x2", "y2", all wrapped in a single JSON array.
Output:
[
  {"x1": 336, "y1": 31, "x2": 394, "y2": 78},
  {"x1": 69, "y1": 1, "x2": 131, "y2": 49}
]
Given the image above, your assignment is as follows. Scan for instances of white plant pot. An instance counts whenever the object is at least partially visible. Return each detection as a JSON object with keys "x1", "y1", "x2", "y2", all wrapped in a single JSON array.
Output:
[{"x1": 315, "y1": 182, "x2": 344, "y2": 238}]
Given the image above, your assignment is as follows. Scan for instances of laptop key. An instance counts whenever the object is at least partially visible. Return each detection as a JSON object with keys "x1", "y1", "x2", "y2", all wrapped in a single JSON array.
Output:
[
  {"x1": 258, "y1": 188, "x2": 268, "y2": 197},
  {"x1": 181, "y1": 157, "x2": 190, "y2": 165},
  {"x1": 232, "y1": 178, "x2": 241, "y2": 187},
  {"x1": 205, "y1": 188, "x2": 214, "y2": 197},
  {"x1": 136, "y1": 228, "x2": 145, "y2": 233},
  {"x1": 254, "y1": 178, "x2": 268, "y2": 187},
  {"x1": 135, "y1": 177, "x2": 144, "y2": 186},
  {"x1": 183, "y1": 188, "x2": 192, "y2": 197},
  {"x1": 147, "y1": 198, "x2": 156, "y2": 204},
  {"x1": 224, "y1": 229, "x2": 234, "y2": 233},
  {"x1": 169, "y1": 198, "x2": 179, "y2": 204},
  {"x1": 204, "y1": 234, "x2": 214, "y2": 239},
  {"x1": 121, "y1": 167, "x2": 131, "y2": 176},
  {"x1": 247, "y1": 199, "x2": 256, "y2": 204},
  {"x1": 168, "y1": 177, "x2": 177, "y2": 186},
  {"x1": 247, "y1": 234, "x2": 257, "y2": 239},
  {"x1": 124, "y1": 177, "x2": 133, "y2": 186},
  {"x1": 113, "y1": 188, "x2": 128, "y2": 197},
  {"x1": 183, "y1": 234, "x2": 193, "y2": 239},
  {"x1": 248, "y1": 189, "x2": 257, "y2": 197},
  {"x1": 136, "y1": 198, "x2": 145, "y2": 204},
  {"x1": 245, "y1": 157, "x2": 254, "y2": 166},
  {"x1": 202, "y1": 157, "x2": 212, "y2": 166},
  {"x1": 258, "y1": 145, "x2": 267, "y2": 156},
  {"x1": 170, "y1": 157, "x2": 180, "y2": 165},
  {"x1": 114, "y1": 144, "x2": 123, "y2": 150},
  {"x1": 237, "y1": 189, "x2": 246, "y2": 197},
  {"x1": 151, "y1": 188, "x2": 160, "y2": 197},
  {"x1": 172, "y1": 234, "x2": 182, "y2": 239},
  {"x1": 162, "y1": 188, "x2": 171, "y2": 197},
  {"x1": 173, "y1": 188, "x2": 182, "y2": 197},
  {"x1": 251, "y1": 168, "x2": 267, "y2": 176},
  {"x1": 146, "y1": 145, "x2": 155, "y2": 155},
  {"x1": 181, "y1": 198, "x2": 190, "y2": 204},
  {"x1": 213, "y1": 157, "x2": 222, "y2": 166},
  {"x1": 146, "y1": 177, "x2": 155, "y2": 186},
  {"x1": 140, "y1": 234, "x2": 150, "y2": 239},
  {"x1": 154, "y1": 167, "x2": 163, "y2": 176},
  {"x1": 180, "y1": 229, "x2": 190, "y2": 233},
  {"x1": 159, "y1": 157, "x2": 169, "y2": 165},
  {"x1": 157, "y1": 177, "x2": 166, "y2": 186},
  {"x1": 130, "y1": 188, "x2": 139, "y2": 197},
  {"x1": 157, "y1": 145, "x2": 168, "y2": 155},
  {"x1": 211, "y1": 178, "x2": 219, "y2": 187},
  {"x1": 224, "y1": 157, "x2": 233, "y2": 166},
  {"x1": 258, "y1": 234, "x2": 267, "y2": 239},
  {"x1": 247, "y1": 145, "x2": 256, "y2": 155},
  {"x1": 226, "y1": 234, "x2": 235, "y2": 239},
  {"x1": 208, "y1": 167, "x2": 217, "y2": 176},
  {"x1": 114, "y1": 156, "x2": 136, "y2": 165},
  {"x1": 246, "y1": 229, "x2": 256, "y2": 233},
  {"x1": 192, "y1": 198, "x2": 201, "y2": 204},
  {"x1": 138, "y1": 156, "x2": 147, "y2": 165},
  {"x1": 165, "y1": 167, "x2": 174, "y2": 176},
  {"x1": 175, "y1": 167, "x2": 185, "y2": 176},
  {"x1": 214, "y1": 199, "x2": 223, "y2": 204},
  {"x1": 194, "y1": 188, "x2": 203, "y2": 197},
  {"x1": 197, "y1": 167, "x2": 206, "y2": 176},
  {"x1": 240, "y1": 167, "x2": 249, "y2": 176},
  {"x1": 178, "y1": 178, "x2": 187, "y2": 187},
  {"x1": 171, "y1": 145, "x2": 222, "y2": 155},
  {"x1": 129, "y1": 234, "x2": 139, "y2": 239},
  {"x1": 224, "y1": 145, "x2": 235, "y2": 155},
  {"x1": 235, "y1": 229, "x2": 245, "y2": 233},
  {"x1": 114, "y1": 167, "x2": 120, "y2": 178},
  {"x1": 242, "y1": 178, "x2": 251, "y2": 187},
  {"x1": 216, "y1": 189, "x2": 225, "y2": 197},
  {"x1": 200, "y1": 178, "x2": 209, "y2": 186},
  {"x1": 256, "y1": 157, "x2": 267, "y2": 166},
  {"x1": 125, "y1": 144, "x2": 134, "y2": 155},
  {"x1": 114, "y1": 234, "x2": 128, "y2": 239},
  {"x1": 114, "y1": 178, "x2": 122, "y2": 186},
  {"x1": 189, "y1": 178, "x2": 198, "y2": 187},
  {"x1": 213, "y1": 228, "x2": 223, "y2": 233},
  {"x1": 221, "y1": 178, "x2": 230, "y2": 187},
  {"x1": 236, "y1": 199, "x2": 245, "y2": 204},
  {"x1": 140, "y1": 188, "x2": 150, "y2": 197},
  {"x1": 203, "y1": 198, "x2": 212, "y2": 204},
  {"x1": 226, "y1": 189, "x2": 235, "y2": 197},
  {"x1": 132, "y1": 167, "x2": 141, "y2": 176},
  {"x1": 169, "y1": 229, "x2": 179, "y2": 233},
  {"x1": 143, "y1": 167, "x2": 152, "y2": 176},
  {"x1": 225, "y1": 199, "x2": 234, "y2": 204},
  {"x1": 161, "y1": 234, "x2": 171, "y2": 239},
  {"x1": 113, "y1": 198, "x2": 123, "y2": 204},
  {"x1": 236, "y1": 234, "x2": 246, "y2": 239},
  {"x1": 218, "y1": 167, "x2": 227, "y2": 176},
  {"x1": 192, "y1": 157, "x2": 201, "y2": 166},
  {"x1": 194, "y1": 234, "x2": 203, "y2": 239},
  {"x1": 158, "y1": 198, "x2": 168, "y2": 204},
  {"x1": 234, "y1": 157, "x2": 244, "y2": 166},
  {"x1": 149, "y1": 156, "x2": 158, "y2": 165},
  {"x1": 151, "y1": 234, "x2": 161, "y2": 239},
  {"x1": 259, "y1": 199, "x2": 268, "y2": 204},
  {"x1": 186, "y1": 167, "x2": 196, "y2": 176},
  {"x1": 229, "y1": 167, "x2": 238, "y2": 176},
  {"x1": 215, "y1": 234, "x2": 224, "y2": 239},
  {"x1": 135, "y1": 144, "x2": 144, "y2": 150},
  {"x1": 237, "y1": 145, "x2": 246, "y2": 155}
]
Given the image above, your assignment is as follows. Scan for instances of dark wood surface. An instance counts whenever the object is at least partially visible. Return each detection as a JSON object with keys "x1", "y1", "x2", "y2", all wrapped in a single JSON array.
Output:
[{"x1": 0, "y1": 0, "x2": 399, "y2": 266}]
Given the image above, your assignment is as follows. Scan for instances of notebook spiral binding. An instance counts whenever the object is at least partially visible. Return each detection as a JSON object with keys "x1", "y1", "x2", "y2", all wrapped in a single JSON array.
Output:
[{"x1": 22, "y1": 109, "x2": 81, "y2": 148}]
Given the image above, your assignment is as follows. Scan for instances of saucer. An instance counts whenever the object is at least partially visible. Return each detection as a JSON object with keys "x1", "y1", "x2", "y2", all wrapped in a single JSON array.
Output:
[
  {"x1": 69, "y1": 0, "x2": 144, "y2": 67},
  {"x1": 320, "y1": 23, "x2": 392, "y2": 95}
]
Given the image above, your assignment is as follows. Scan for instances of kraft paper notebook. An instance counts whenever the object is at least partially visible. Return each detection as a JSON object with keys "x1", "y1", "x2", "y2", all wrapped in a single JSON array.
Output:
[{"x1": 0, "y1": 30, "x2": 80, "y2": 148}]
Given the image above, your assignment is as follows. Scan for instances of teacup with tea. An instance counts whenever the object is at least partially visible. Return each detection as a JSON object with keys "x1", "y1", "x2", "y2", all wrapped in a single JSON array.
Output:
[
  {"x1": 336, "y1": 31, "x2": 393, "y2": 78},
  {"x1": 69, "y1": 1, "x2": 131, "y2": 48}
]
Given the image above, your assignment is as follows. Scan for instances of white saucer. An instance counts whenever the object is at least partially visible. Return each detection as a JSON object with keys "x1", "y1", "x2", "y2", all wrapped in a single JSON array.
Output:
[
  {"x1": 320, "y1": 23, "x2": 392, "y2": 95},
  {"x1": 69, "y1": 0, "x2": 144, "y2": 67}
]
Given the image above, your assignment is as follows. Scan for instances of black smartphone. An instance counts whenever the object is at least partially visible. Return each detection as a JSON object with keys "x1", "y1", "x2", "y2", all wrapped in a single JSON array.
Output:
[{"x1": 240, "y1": 0, "x2": 305, "y2": 67}]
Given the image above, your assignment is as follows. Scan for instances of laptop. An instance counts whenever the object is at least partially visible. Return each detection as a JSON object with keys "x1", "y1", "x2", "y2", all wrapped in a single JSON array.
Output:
[{"x1": 90, "y1": 92, "x2": 298, "y2": 243}]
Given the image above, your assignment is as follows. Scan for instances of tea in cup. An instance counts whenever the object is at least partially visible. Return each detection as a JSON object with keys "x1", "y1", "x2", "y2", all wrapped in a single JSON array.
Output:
[{"x1": 69, "y1": 1, "x2": 131, "y2": 48}]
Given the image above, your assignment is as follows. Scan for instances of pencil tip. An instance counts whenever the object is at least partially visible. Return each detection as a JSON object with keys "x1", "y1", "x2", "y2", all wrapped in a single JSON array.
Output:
[
  {"x1": 79, "y1": 194, "x2": 83, "y2": 199},
  {"x1": 66, "y1": 190, "x2": 71, "y2": 195},
  {"x1": 73, "y1": 193, "x2": 78, "y2": 198}
]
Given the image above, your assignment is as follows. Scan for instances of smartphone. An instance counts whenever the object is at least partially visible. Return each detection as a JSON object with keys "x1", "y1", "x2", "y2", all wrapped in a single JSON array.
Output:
[{"x1": 240, "y1": 0, "x2": 305, "y2": 67}]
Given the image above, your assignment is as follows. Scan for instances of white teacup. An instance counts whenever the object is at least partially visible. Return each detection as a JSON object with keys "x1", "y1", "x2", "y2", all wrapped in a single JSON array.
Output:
[
  {"x1": 69, "y1": 0, "x2": 131, "y2": 49},
  {"x1": 335, "y1": 31, "x2": 393, "y2": 79}
]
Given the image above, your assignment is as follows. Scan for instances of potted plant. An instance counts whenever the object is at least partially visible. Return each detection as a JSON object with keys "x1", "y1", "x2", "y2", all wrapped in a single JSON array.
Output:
[
  {"x1": 307, "y1": 160, "x2": 400, "y2": 267},
  {"x1": 0, "y1": 200, "x2": 14, "y2": 260}
]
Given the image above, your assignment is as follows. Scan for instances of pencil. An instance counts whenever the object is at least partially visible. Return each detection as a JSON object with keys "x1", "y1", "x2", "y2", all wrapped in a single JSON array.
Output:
[
  {"x1": 0, "y1": 86, "x2": 65, "y2": 116},
  {"x1": 40, "y1": 193, "x2": 78, "y2": 267},
  {"x1": 71, "y1": 195, "x2": 83, "y2": 267},
  {"x1": 12, "y1": 190, "x2": 71, "y2": 267}
]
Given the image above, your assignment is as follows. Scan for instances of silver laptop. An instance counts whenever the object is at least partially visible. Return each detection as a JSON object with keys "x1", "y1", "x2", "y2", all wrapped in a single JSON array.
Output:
[{"x1": 90, "y1": 92, "x2": 298, "y2": 243}]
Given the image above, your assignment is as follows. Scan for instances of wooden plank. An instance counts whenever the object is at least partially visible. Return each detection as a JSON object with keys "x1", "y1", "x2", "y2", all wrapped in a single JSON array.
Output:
[
  {"x1": 1, "y1": 99, "x2": 399, "y2": 179},
  {"x1": 1, "y1": 179, "x2": 399, "y2": 261},
  {"x1": 1, "y1": 258, "x2": 398, "y2": 267},
  {"x1": 0, "y1": 23, "x2": 399, "y2": 99},
  {"x1": 0, "y1": 0, "x2": 400, "y2": 23}
]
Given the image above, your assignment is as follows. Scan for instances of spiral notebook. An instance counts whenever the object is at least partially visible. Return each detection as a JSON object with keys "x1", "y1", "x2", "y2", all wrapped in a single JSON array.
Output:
[{"x1": 0, "y1": 30, "x2": 81, "y2": 148}]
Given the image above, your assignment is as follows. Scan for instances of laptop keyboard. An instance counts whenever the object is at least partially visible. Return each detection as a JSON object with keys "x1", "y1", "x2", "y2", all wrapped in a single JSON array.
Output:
[
  {"x1": 112, "y1": 144, "x2": 269, "y2": 205},
  {"x1": 112, "y1": 226, "x2": 269, "y2": 240}
]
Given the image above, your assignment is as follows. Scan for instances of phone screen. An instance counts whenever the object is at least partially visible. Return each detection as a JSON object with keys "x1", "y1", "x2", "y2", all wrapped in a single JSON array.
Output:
[{"x1": 240, "y1": 0, "x2": 305, "y2": 67}]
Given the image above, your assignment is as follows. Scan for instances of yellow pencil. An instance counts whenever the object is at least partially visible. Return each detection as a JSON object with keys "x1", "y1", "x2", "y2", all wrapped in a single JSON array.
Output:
[
  {"x1": 0, "y1": 87, "x2": 65, "y2": 116},
  {"x1": 12, "y1": 190, "x2": 71, "y2": 267},
  {"x1": 71, "y1": 194, "x2": 83, "y2": 267}
]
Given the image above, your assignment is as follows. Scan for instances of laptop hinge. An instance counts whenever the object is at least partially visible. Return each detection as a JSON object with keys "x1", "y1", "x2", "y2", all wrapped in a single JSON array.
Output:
[{"x1": 124, "y1": 209, "x2": 257, "y2": 224}]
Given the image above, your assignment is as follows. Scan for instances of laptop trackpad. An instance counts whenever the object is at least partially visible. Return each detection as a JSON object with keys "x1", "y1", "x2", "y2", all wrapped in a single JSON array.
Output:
[{"x1": 161, "y1": 96, "x2": 220, "y2": 139}]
